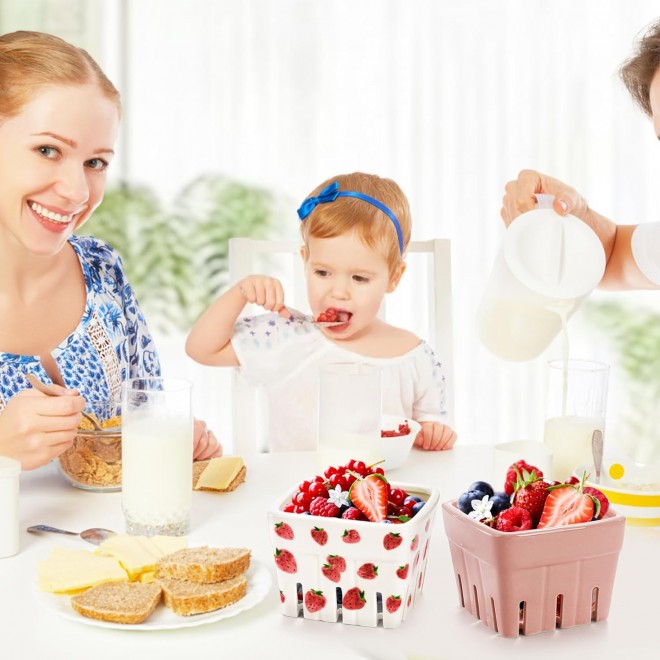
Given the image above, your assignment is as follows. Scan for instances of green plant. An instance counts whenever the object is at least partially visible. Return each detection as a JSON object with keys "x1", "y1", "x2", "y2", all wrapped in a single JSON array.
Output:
[
  {"x1": 80, "y1": 175, "x2": 282, "y2": 334},
  {"x1": 583, "y1": 300, "x2": 660, "y2": 461}
]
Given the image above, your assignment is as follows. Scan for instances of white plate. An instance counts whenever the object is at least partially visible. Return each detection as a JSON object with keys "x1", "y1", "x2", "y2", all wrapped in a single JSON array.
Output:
[{"x1": 33, "y1": 560, "x2": 272, "y2": 631}]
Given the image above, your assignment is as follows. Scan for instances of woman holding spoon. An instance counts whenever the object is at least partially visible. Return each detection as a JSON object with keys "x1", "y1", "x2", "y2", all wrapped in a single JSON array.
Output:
[{"x1": 0, "y1": 31, "x2": 220, "y2": 469}]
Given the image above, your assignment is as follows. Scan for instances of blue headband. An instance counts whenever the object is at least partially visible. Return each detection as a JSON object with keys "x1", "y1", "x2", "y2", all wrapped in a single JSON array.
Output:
[{"x1": 297, "y1": 181, "x2": 404, "y2": 254}]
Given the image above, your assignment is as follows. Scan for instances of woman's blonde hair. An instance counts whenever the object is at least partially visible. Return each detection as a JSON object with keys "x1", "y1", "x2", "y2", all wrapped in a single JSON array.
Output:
[
  {"x1": 0, "y1": 30, "x2": 120, "y2": 118},
  {"x1": 299, "y1": 172, "x2": 412, "y2": 277}
]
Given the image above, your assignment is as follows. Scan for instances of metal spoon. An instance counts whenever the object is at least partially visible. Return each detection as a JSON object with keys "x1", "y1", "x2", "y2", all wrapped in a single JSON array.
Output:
[
  {"x1": 285, "y1": 306, "x2": 344, "y2": 327},
  {"x1": 27, "y1": 524, "x2": 116, "y2": 546},
  {"x1": 26, "y1": 373, "x2": 103, "y2": 431},
  {"x1": 592, "y1": 429, "x2": 604, "y2": 484}
]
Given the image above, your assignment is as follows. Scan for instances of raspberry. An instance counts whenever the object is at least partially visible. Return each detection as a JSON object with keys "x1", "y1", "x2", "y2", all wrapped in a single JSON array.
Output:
[
  {"x1": 495, "y1": 506, "x2": 532, "y2": 532},
  {"x1": 309, "y1": 496, "x2": 340, "y2": 518},
  {"x1": 341, "y1": 507, "x2": 364, "y2": 520}
]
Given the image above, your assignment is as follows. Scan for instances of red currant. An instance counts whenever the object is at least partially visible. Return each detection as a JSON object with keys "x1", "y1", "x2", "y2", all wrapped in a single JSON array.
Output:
[
  {"x1": 389, "y1": 487, "x2": 408, "y2": 507},
  {"x1": 283, "y1": 503, "x2": 295, "y2": 513},
  {"x1": 298, "y1": 480, "x2": 311, "y2": 493},
  {"x1": 353, "y1": 460, "x2": 367, "y2": 476},
  {"x1": 328, "y1": 473, "x2": 342, "y2": 489},
  {"x1": 309, "y1": 481, "x2": 328, "y2": 498}
]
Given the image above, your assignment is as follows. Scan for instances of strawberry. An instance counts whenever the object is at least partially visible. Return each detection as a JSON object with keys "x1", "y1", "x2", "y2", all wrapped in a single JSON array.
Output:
[
  {"x1": 274, "y1": 522, "x2": 294, "y2": 540},
  {"x1": 309, "y1": 496, "x2": 340, "y2": 518},
  {"x1": 504, "y1": 459, "x2": 543, "y2": 495},
  {"x1": 310, "y1": 526, "x2": 328, "y2": 546},
  {"x1": 327, "y1": 554, "x2": 346, "y2": 572},
  {"x1": 279, "y1": 590, "x2": 285, "y2": 603},
  {"x1": 584, "y1": 486, "x2": 609, "y2": 519},
  {"x1": 321, "y1": 563, "x2": 341, "y2": 583},
  {"x1": 349, "y1": 473, "x2": 389, "y2": 522},
  {"x1": 341, "y1": 507, "x2": 365, "y2": 520},
  {"x1": 342, "y1": 529, "x2": 361, "y2": 544},
  {"x1": 274, "y1": 548, "x2": 297, "y2": 573},
  {"x1": 410, "y1": 534, "x2": 419, "y2": 551},
  {"x1": 342, "y1": 587, "x2": 366, "y2": 610},
  {"x1": 386, "y1": 595, "x2": 402, "y2": 613},
  {"x1": 538, "y1": 476, "x2": 596, "y2": 528},
  {"x1": 383, "y1": 532, "x2": 402, "y2": 550},
  {"x1": 357, "y1": 563, "x2": 378, "y2": 579},
  {"x1": 396, "y1": 564, "x2": 409, "y2": 579},
  {"x1": 511, "y1": 467, "x2": 549, "y2": 526},
  {"x1": 304, "y1": 589, "x2": 327, "y2": 613},
  {"x1": 495, "y1": 506, "x2": 533, "y2": 532}
]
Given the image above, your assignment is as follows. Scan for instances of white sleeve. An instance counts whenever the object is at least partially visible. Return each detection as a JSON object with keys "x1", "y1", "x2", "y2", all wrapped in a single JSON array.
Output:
[
  {"x1": 412, "y1": 343, "x2": 448, "y2": 424},
  {"x1": 631, "y1": 222, "x2": 660, "y2": 285}
]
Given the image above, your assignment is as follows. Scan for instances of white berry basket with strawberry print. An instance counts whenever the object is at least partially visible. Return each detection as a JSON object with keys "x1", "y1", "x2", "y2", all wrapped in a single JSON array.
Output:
[
  {"x1": 268, "y1": 482, "x2": 440, "y2": 628},
  {"x1": 442, "y1": 500, "x2": 625, "y2": 637}
]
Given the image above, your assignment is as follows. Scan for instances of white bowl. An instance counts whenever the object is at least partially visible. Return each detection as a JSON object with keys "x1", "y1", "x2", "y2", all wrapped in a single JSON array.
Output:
[{"x1": 376, "y1": 416, "x2": 421, "y2": 470}]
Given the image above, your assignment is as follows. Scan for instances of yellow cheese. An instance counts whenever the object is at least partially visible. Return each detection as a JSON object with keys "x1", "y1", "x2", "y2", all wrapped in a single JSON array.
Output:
[
  {"x1": 196, "y1": 456, "x2": 244, "y2": 490},
  {"x1": 97, "y1": 534, "x2": 187, "y2": 580},
  {"x1": 38, "y1": 548, "x2": 127, "y2": 593}
]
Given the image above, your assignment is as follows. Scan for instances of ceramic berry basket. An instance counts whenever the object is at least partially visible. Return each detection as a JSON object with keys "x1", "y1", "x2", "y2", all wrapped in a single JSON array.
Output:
[
  {"x1": 442, "y1": 500, "x2": 625, "y2": 637},
  {"x1": 267, "y1": 482, "x2": 439, "y2": 628}
]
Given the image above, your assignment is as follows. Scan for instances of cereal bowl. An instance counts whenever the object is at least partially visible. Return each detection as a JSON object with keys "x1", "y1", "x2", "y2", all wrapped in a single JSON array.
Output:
[
  {"x1": 58, "y1": 401, "x2": 122, "y2": 492},
  {"x1": 376, "y1": 416, "x2": 421, "y2": 470}
]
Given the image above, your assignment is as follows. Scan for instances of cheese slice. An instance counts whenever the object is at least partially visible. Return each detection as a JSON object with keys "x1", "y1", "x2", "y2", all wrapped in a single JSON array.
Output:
[
  {"x1": 38, "y1": 548, "x2": 127, "y2": 593},
  {"x1": 97, "y1": 534, "x2": 187, "y2": 580},
  {"x1": 196, "y1": 456, "x2": 244, "y2": 490}
]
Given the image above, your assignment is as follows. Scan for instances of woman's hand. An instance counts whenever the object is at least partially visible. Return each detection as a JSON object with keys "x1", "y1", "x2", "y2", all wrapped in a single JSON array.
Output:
[
  {"x1": 415, "y1": 421, "x2": 457, "y2": 451},
  {"x1": 192, "y1": 418, "x2": 222, "y2": 461},
  {"x1": 0, "y1": 386, "x2": 85, "y2": 470},
  {"x1": 500, "y1": 169, "x2": 589, "y2": 226}
]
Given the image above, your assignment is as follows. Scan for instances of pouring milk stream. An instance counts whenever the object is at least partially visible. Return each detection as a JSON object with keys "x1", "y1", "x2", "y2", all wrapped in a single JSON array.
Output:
[{"x1": 477, "y1": 195, "x2": 607, "y2": 479}]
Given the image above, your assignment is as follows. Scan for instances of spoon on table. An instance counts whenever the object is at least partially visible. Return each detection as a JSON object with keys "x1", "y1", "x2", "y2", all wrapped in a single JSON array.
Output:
[
  {"x1": 26, "y1": 373, "x2": 103, "y2": 431},
  {"x1": 592, "y1": 429, "x2": 604, "y2": 484},
  {"x1": 27, "y1": 524, "x2": 116, "y2": 546}
]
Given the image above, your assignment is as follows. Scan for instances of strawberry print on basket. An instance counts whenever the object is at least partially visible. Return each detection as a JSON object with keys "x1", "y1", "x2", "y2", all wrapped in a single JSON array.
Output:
[{"x1": 267, "y1": 459, "x2": 440, "y2": 628}]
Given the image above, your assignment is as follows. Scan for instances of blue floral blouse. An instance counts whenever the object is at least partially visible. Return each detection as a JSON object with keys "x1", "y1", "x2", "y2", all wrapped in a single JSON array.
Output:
[{"x1": 0, "y1": 235, "x2": 160, "y2": 421}]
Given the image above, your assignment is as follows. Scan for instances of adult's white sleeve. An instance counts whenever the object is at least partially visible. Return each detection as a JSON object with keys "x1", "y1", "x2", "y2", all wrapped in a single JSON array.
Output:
[{"x1": 631, "y1": 222, "x2": 660, "y2": 285}]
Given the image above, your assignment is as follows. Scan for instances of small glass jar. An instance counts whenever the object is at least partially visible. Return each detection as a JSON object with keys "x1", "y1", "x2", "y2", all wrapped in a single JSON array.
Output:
[{"x1": 58, "y1": 402, "x2": 122, "y2": 492}]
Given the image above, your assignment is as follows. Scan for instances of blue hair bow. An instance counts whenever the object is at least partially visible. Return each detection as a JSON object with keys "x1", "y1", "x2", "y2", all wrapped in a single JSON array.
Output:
[{"x1": 296, "y1": 180, "x2": 404, "y2": 254}]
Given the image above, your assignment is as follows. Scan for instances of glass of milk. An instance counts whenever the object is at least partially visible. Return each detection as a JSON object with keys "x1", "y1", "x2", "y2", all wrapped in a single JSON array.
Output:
[
  {"x1": 121, "y1": 377, "x2": 193, "y2": 536},
  {"x1": 317, "y1": 363, "x2": 382, "y2": 468},
  {"x1": 543, "y1": 360, "x2": 609, "y2": 481}
]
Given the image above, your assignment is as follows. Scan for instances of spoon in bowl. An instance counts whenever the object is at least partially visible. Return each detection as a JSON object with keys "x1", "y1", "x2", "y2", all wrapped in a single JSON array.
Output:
[
  {"x1": 27, "y1": 524, "x2": 116, "y2": 546},
  {"x1": 26, "y1": 373, "x2": 103, "y2": 431}
]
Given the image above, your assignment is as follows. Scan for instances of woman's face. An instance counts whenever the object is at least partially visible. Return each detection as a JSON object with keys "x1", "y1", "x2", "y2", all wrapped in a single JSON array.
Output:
[{"x1": 0, "y1": 84, "x2": 119, "y2": 256}]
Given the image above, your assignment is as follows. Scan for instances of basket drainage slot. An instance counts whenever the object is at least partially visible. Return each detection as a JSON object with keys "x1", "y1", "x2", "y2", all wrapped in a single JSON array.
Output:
[
  {"x1": 519, "y1": 601, "x2": 526, "y2": 634},
  {"x1": 473, "y1": 585, "x2": 480, "y2": 620},
  {"x1": 556, "y1": 594, "x2": 564, "y2": 628},
  {"x1": 592, "y1": 587, "x2": 599, "y2": 621}
]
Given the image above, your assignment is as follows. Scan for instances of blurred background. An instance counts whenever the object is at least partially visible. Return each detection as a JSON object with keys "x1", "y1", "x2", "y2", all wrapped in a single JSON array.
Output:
[{"x1": 3, "y1": 0, "x2": 660, "y2": 454}]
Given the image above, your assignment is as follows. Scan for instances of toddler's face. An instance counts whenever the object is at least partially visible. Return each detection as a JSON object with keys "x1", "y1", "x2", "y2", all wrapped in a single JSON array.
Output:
[{"x1": 303, "y1": 232, "x2": 399, "y2": 339}]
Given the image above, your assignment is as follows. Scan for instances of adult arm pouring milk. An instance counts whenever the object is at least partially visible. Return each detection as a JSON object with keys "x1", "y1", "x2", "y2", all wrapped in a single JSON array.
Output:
[{"x1": 500, "y1": 19, "x2": 660, "y2": 292}]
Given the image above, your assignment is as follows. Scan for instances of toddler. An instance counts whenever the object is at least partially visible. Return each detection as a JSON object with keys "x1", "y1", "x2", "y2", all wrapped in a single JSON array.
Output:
[{"x1": 186, "y1": 172, "x2": 456, "y2": 451}]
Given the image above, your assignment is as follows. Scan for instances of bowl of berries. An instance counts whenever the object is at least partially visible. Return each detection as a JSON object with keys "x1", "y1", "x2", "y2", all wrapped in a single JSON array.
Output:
[
  {"x1": 377, "y1": 416, "x2": 421, "y2": 470},
  {"x1": 268, "y1": 458, "x2": 439, "y2": 628},
  {"x1": 442, "y1": 459, "x2": 625, "y2": 637}
]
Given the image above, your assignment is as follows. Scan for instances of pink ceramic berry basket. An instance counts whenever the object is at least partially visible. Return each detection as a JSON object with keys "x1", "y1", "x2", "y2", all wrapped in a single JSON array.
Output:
[
  {"x1": 267, "y1": 482, "x2": 440, "y2": 628},
  {"x1": 441, "y1": 500, "x2": 625, "y2": 637}
]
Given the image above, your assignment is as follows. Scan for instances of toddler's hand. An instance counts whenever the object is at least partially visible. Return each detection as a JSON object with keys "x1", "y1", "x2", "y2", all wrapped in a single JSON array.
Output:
[
  {"x1": 237, "y1": 275, "x2": 287, "y2": 313},
  {"x1": 192, "y1": 418, "x2": 222, "y2": 461},
  {"x1": 415, "y1": 421, "x2": 457, "y2": 451}
]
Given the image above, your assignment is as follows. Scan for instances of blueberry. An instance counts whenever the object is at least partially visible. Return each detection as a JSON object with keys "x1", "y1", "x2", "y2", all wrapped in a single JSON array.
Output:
[
  {"x1": 403, "y1": 495, "x2": 423, "y2": 507},
  {"x1": 489, "y1": 492, "x2": 511, "y2": 516},
  {"x1": 412, "y1": 501, "x2": 425, "y2": 516},
  {"x1": 467, "y1": 481, "x2": 494, "y2": 498},
  {"x1": 458, "y1": 489, "x2": 487, "y2": 514}
]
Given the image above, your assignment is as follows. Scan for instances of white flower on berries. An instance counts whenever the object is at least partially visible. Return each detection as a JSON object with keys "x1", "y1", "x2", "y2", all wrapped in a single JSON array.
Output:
[
  {"x1": 328, "y1": 485, "x2": 350, "y2": 508},
  {"x1": 468, "y1": 495, "x2": 494, "y2": 521}
]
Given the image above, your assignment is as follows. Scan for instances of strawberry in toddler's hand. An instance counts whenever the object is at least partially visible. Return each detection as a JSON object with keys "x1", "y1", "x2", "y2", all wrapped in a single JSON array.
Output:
[{"x1": 504, "y1": 459, "x2": 544, "y2": 495}]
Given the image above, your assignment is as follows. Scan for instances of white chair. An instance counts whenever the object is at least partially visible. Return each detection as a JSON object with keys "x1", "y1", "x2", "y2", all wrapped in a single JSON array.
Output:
[{"x1": 227, "y1": 237, "x2": 454, "y2": 454}]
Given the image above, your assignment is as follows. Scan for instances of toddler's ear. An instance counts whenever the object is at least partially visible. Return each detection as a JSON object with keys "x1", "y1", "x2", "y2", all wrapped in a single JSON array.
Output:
[
  {"x1": 299, "y1": 245, "x2": 308, "y2": 262},
  {"x1": 387, "y1": 262, "x2": 406, "y2": 293}
]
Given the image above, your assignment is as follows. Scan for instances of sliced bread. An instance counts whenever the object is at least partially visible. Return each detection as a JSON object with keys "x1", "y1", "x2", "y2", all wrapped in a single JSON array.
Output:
[
  {"x1": 70, "y1": 582, "x2": 162, "y2": 624},
  {"x1": 158, "y1": 574, "x2": 247, "y2": 616},
  {"x1": 155, "y1": 546, "x2": 250, "y2": 583}
]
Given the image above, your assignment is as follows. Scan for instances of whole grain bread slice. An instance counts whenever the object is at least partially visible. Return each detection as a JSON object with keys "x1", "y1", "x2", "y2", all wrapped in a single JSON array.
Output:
[
  {"x1": 70, "y1": 582, "x2": 162, "y2": 624},
  {"x1": 158, "y1": 573, "x2": 247, "y2": 616},
  {"x1": 155, "y1": 546, "x2": 250, "y2": 583}
]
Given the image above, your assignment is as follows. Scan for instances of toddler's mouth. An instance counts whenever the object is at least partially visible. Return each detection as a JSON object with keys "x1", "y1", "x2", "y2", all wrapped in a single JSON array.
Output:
[{"x1": 316, "y1": 308, "x2": 352, "y2": 324}]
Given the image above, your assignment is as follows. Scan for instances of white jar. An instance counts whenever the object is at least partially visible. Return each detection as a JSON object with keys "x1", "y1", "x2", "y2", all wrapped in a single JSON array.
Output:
[
  {"x1": 477, "y1": 195, "x2": 606, "y2": 361},
  {"x1": 0, "y1": 456, "x2": 21, "y2": 558}
]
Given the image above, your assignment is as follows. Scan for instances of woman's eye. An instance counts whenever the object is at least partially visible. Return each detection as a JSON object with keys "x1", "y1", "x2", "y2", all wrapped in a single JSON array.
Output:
[
  {"x1": 37, "y1": 146, "x2": 59, "y2": 159},
  {"x1": 85, "y1": 158, "x2": 109, "y2": 171}
]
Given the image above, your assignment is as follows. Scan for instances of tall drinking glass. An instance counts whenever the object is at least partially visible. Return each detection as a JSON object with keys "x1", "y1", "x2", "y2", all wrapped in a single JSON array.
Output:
[
  {"x1": 121, "y1": 377, "x2": 193, "y2": 536},
  {"x1": 543, "y1": 359, "x2": 609, "y2": 481},
  {"x1": 318, "y1": 363, "x2": 381, "y2": 467}
]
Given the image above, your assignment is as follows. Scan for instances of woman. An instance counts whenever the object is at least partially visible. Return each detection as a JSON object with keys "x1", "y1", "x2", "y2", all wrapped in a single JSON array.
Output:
[
  {"x1": 500, "y1": 18, "x2": 660, "y2": 291},
  {"x1": 0, "y1": 31, "x2": 220, "y2": 469}
]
